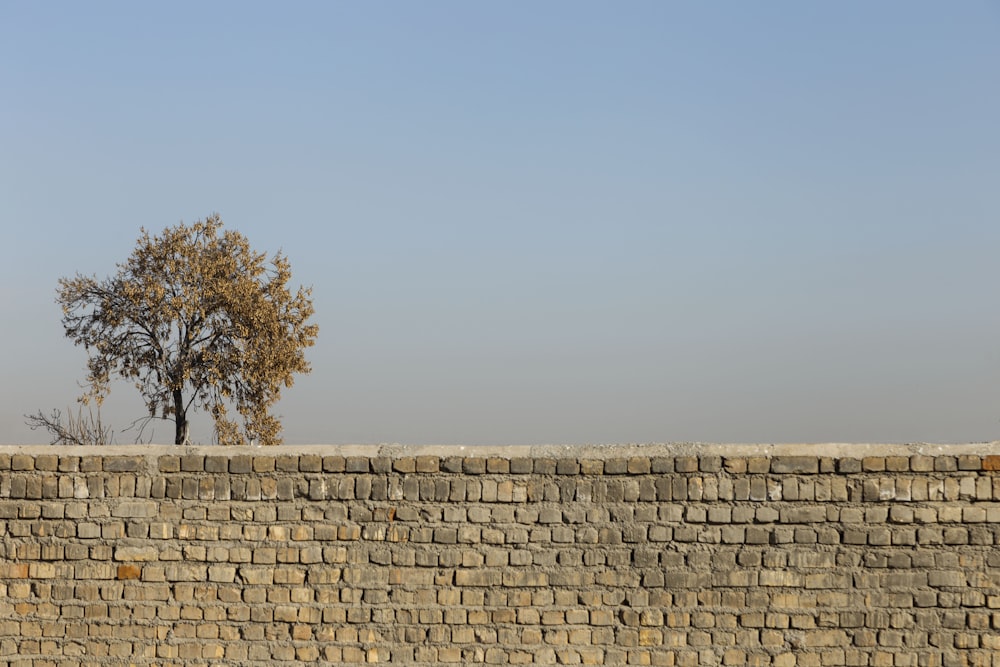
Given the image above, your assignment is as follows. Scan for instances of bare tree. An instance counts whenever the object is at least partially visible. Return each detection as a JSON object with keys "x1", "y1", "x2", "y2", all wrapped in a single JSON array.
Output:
[{"x1": 25, "y1": 406, "x2": 114, "y2": 446}]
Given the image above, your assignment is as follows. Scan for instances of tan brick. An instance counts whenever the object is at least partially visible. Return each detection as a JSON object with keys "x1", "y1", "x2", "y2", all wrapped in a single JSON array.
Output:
[
  {"x1": 114, "y1": 547, "x2": 158, "y2": 562},
  {"x1": 111, "y1": 501, "x2": 157, "y2": 518},
  {"x1": 0, "y1": 563, "x2": 29, "y2": 579},
  {"x1": 208, "y1": 566, "x2": 236, "y2": 582}
]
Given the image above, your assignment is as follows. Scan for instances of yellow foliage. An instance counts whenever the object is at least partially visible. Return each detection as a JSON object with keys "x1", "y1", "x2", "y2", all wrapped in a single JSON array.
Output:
[{"x1": 57, "y1": 214, "x2": 318, "y2": 445}]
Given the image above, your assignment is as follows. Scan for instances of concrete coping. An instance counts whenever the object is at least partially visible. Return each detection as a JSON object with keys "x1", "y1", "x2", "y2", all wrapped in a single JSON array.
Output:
[{"x1": 1, "y1": 441, "x2": 999, "y2": 460}]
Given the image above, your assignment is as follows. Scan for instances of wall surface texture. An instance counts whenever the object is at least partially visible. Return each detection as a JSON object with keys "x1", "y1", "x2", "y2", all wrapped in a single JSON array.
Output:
[{"x1": 1, "y1": 442, "x2": 1000, "y2": 667}]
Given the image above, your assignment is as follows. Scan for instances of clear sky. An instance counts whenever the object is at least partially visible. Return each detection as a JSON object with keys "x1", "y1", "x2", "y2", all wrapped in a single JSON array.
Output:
[{"x1": 2, "y1": 2, "x2": 999, "y2": 445}]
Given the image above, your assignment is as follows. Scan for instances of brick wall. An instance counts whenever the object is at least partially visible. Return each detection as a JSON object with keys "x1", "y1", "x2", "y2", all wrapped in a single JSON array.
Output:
[{"x1": 1, "y1": 443, "x2": 999, "y2": 666}]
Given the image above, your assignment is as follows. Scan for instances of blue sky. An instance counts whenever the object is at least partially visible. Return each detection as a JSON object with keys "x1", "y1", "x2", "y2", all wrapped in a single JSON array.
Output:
[{"x1": 2, "y1": 1, "x2": 999, "y2": 445}]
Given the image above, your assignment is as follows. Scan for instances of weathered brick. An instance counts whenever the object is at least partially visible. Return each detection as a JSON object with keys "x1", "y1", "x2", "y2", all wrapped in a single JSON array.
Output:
[
  {"x1": 34, "y1": 454, "x2": 58, "y2": 471},
  {"x1": 108, "y1": 500, "x2": 158, "y2": 518},
  {"x1": 862, "y1": 456, "x2": 886, "y2": 472},
  {"x1": 392, "y1": 457, "x2": 416, "y2": 473},
  {"x1": 935, "y1": 456, "x2": 958, "y2": 472},
  {"x1": 957, "y1": 455, "x2": 981, "y2": 471},
  {"x1": 603, "y1": 458, "x2": 628, "y2": 475},
  {"x1": 416, "y1": 456, "x2": 440, "y2": 473},
  {"x1": 838, "y1": 458, "x2": 862, "y2": 473},
  {"x1": 11, "y1": 454, "x2": 34, "y2": 471},
  {"x1": 104, "y1": 457, "x2": 142, "y2": 473},
  {"x1": 557, "y1": 459, "x2": 580, "y2": 475},
  {"x1": 981, "y1": 455, "x2": 1000, "y2": 472},
  {"x1": 772, "y1": 457, "x2": 820, "y2": 474},
  {"x1": 297, "y1": 454, "x2": 321, "y2": 472},
  {"x1": 114, "y1": 546, "x2": 158, "y2": 562},
  {"x1": 464, "y1": 457, "x2": 488, "y2": 474},
  {"x1": 627, "y1": 457, "x2": 651, "y2": 474},
  {"x1": 700, "y1": 456, "x2": 722, "y2": 473}
]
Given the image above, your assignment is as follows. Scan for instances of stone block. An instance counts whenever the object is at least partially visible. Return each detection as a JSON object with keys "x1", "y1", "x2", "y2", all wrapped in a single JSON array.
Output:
[
  {"x1": 603, "y1": 458, "x2": 628, "y2": 475},
  {"x1": 416, "y1": 456, "x2": 440, "y2": 473},
  {"x1": 114, "y1": 547, "x2": 158, "y2": 562},
  {"x1": 837, "y1": 458, "x2": 862, "y2": 473},
  {"x1": 628, "y1": 457, "x2": 652, "y2": 474},
  {"x1": 771, "y1": 457, "x2": 820, "y2": 474},
  {"x1": 104, "y1": 457, "x2": 142, "y2": 473},
  {"x1": 958, "y1": 455, "x2": 981, "y2": 471}
]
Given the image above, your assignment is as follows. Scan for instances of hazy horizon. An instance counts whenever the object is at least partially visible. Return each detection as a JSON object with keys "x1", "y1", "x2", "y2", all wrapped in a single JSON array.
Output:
[{"x1": 3, "y1": 2, "x2": 999, "y2": 446}]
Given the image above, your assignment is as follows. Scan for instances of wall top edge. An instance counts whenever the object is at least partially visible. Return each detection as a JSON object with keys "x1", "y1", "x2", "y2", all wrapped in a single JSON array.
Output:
[{"x1": 0, "y1": 442, "x2": 999, "y2": 459}]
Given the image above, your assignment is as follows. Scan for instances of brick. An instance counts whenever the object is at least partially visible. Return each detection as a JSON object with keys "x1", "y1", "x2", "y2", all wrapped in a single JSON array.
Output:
[
  {"x1": 724, "y1": 458, "x2": 747, "y2": 474},
  {"x1": 114, "y1": 547, "x2": 158, "y2": 561},
  {"x1": 392, "y1": 457, "x2": 416, "y2": 473},
  {"x1": 838, "y1": 458, "x2": 862, "y2": 473},
  {"x1": 510, "y1": 458, "x2": 534, "y2": 474},
  {"x1": 11, "y1": 454, "x2": 34, "y2": 471},
  {"x1": 928, "y1": 571, "x2": 965, "y2": 588},
  {"x1": 111, "y1": 501, "x2": 157, "y2": 518},
  {"x1": 55, "y1": 456, "x2": 79, "y2": 474},
  {"x1": 504, "y1": 571, "x2": 549, "y2": 587},
  {"x1": 208, "y1": 566, "x2": 237, "y2": 582},
  {"x1": 772, "y1": 457, "x2": 820, "y2": 474},
  {"x1": 981, "y1": 455, "x2": 1000, "y2": 472},
  {"x1": 935, "y1": 456, "x2": 958, "y2": 472},
  {"x1": 298, "y1": 454, "x2": 322, "y2": 472},
  {"x1": 700, "y1": 456, "x2": 722, "y2": 473},
  {"x1": 557, "y1": 459, "x2": 580, "y2": 475},
  {"x1": 416, "y1": 456, "x2": 440, "y2": 473},
  {"x1": 455, "y1": 569, "x2": 502, "y2": 587},
  {"x1": 779, "y1": 507, "x2": 827, "y2": 523},
  {"x1": 104, "y1": 456, "x2": 142, "y2": 473},
  {"x1": 178, "y1": 454, "x2": 203, "y2": 472},
  {"x1": 222, "y1": 455, "x2": 251, "y2": 474},
  {"x1": 604, "y1": 458, "x2": 628, "y2": 475},
  {"x1": 862, "y1": 457, "x2": 886, "y2": 472},
  {"x1": 627, "y1": 457, "x2": 651, "y2": 474},
  {"x1": 156, "y1": 456, "x2": 179, "y2": 473},
  {"x1": 533, "y1": 458, "x2": 556, "y2": 475},
  {"x1": 35, "y1": 454, "x2": 59, "y2": 471},
  {"x1": 250, "y1": 456, "x2": 275, "y2": 473},
  {"x1": 884, "y1": 456, "x2": 909, "y2": 472},
  {"x1": 958, "y1": 455, "x2": 981, "y2": 471},
  {"x1": 0, "y1": 563, "x2": 29, "y2": 578},
  {"x1": 673, "y1": 456, "x2": 697, "y2": 473},
  {"x1": 463, "y1": 457, "x2": 487, "y2": 474}
]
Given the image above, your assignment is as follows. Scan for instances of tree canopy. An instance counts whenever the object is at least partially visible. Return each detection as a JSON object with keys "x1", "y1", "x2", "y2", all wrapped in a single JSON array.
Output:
[{"x1": 57, "y1": 214, "x2": 318, "y2": 445}]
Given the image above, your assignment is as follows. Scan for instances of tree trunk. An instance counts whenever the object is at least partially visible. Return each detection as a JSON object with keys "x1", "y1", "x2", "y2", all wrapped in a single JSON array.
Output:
[{"x1": 173, "y1": 388, "x2": 188, "y2": 445}]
